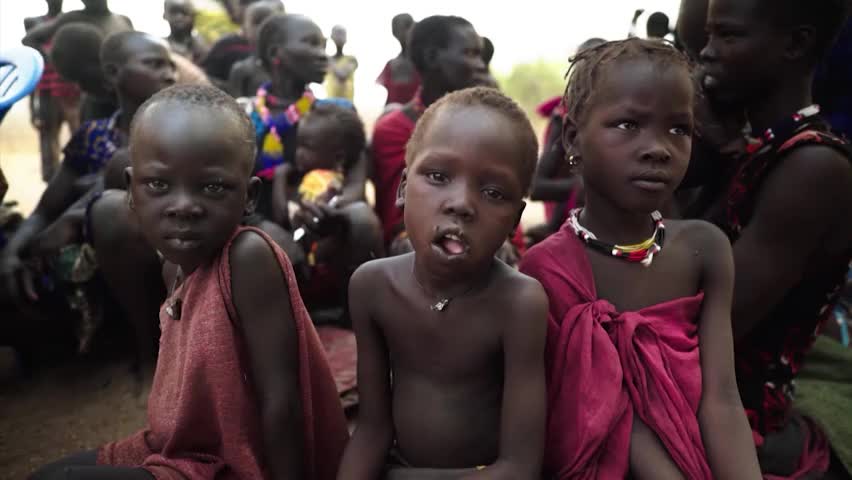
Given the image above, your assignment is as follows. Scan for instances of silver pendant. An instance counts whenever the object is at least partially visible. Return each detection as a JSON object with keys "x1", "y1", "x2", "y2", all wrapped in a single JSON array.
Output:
[
  {"x1": 431, "y1": 298, "x2": 450, "y2": 312},
  {"x1": 166, "y1": 299, "x2": 182, "y2": 320}
]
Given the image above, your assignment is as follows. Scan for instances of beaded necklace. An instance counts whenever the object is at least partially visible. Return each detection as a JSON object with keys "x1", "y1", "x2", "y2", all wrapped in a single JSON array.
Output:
[
  {"x1": 568, "y1": 208, "x2": 665, "y2": 267},
  {"x1": 253, "y1": 83, "x2": 315, "y2": 180}
]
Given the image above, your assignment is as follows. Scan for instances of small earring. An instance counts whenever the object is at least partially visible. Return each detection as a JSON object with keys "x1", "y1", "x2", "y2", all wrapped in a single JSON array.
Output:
[{"x1": 567, "y1": 153, "x2": 580, "y2": 167}]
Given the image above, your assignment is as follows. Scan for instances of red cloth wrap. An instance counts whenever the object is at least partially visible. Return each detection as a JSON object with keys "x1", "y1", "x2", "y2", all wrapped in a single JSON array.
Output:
[
  {"x1": 520, "y1": 224, "x2": 712, "y2": 479},
  {"x1": 98, "y1": 226, "x2": 348, "y2": 479}
]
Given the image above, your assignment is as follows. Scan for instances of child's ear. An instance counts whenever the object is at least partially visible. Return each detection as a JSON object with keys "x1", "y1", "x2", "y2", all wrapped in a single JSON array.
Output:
[
  {"x1": 786, "y1": 25, "x2": 817, "y2": 62},
  {"x1": 245, "y1": 177, "x2": 262, "y2": 216},
  {"x1": 125, "y1": 167, "x2": 135, "y2": 210},
  {"x1": 103, "y1": 62, "x2": 120, "y2": 89},
  {"x1": 265, "y1": 44, "x2": 282, "y2": 68},
  {"x1": 423, "y1": 46, "x2": 440, "y2": 73},
  {"x1": 561, "y1": 115, "x2": 583, "y2": 171},
  {"x1": 395, "y1": 168, "x2": 408, "y2": 208},
  {"x1": 561, "y1": 115, "x2": 580, "y2": 157}
]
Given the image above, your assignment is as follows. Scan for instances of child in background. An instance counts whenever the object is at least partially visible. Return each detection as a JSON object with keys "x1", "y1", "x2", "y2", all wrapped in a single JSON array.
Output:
[
  {"x1": 202, "y1": 0, "x2": 268, "y2": 85},
  {"x1": 270, "y1": 102, "x2": 384, "y2": 312},
  {"x1": 164, "y1": 0, "x2": 209, "y2": 64},
  {"x1": 24, "y1": 0, "x2": 82, "y2": 183},
  {"x1": 338, "y1": 87, "x2": 547, "y2": 478},
  {"x1": 22, "y1": 0, "x2": 133, "y2": 53},
  {"x1": 376, "y1": 13, "x2": 420, "y2": 106},
  {"x1": 30, "y1": 84, "x2": 348, "y2": 480},
  {"x1": 519, "y1": 39, "x2": 761, "y2": 479},
  {"x1": 325, "y1": 25, "x2": 358, "y2": 101},
  {"x1": 227, "y1": 0, "x2": 284, "y2": 98}
]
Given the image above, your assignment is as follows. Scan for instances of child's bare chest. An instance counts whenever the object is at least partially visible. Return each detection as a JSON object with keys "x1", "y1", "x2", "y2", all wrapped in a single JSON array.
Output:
[
  {"x1": 587, "y1": 236, "x2": 702, "y2": 313},
  {"x1": 380, "y1": 296, "x2": 504, "y2": 380}
]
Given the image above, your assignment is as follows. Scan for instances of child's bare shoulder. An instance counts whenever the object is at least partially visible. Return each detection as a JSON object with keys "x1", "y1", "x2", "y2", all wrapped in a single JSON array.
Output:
[
  {"x1": 350, "y1": 253, "x2": 411, "y2": 291},
  {"x1": 667, "y1": 219, "x2": 732, "y2": 262},
  {"x1": 490, "y1": 261, "x2": 549, "y2": 322}
]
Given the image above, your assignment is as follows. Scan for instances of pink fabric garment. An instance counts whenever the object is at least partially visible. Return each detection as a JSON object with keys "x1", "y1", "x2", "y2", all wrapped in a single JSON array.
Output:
[
  {"x1": 98, "y1": 226, "x2": 348, "y2": 479},
  {"x1": 519, "y1": 223, "x2": 711, "y2": 479}
]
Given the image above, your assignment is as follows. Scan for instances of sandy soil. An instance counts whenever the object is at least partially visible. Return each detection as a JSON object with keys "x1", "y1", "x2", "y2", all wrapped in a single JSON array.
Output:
[{"x1": 0, "y1": 99, "x2": 547, "y2": 478}]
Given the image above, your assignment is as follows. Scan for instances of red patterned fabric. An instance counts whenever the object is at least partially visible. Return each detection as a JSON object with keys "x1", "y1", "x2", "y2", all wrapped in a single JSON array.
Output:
[
  {"x1": 98, "y1": 227, "x2": 348, "y2": 480},
  {"x1": 371, "y1": 106, "x2": 415, "y2": 243},
  {"x1": 520, "y1": 225, "x2": 711, "y2": 479}
]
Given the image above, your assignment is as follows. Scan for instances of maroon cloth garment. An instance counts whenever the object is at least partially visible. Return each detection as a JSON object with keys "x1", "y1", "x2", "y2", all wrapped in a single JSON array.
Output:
[
  {"x1": 519, "y1": 224, "x2": 711, "y2": 479},
  {"x1": 98, "y1": 226, "x2": 348, "y2": 479}
]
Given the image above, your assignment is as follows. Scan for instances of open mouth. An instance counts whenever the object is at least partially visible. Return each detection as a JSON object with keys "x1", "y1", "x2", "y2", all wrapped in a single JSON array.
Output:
[
  {"x1": 432, "y1": 229, "x2": 470, "y2": 258},
  {"x1": 164, "y1": 235, "x2": 202, "y2": 251}
]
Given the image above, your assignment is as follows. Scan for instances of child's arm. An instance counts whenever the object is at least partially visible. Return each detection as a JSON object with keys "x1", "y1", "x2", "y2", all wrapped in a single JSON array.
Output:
[
  {"x1": 271, "y1": 163, "x2": 294, "y2": 228},
  {"x1": 341, "y1": 151, "x2": 369, "y2": 205},
  {"x1": 337, "y1": 264, "x2": 394, "y2": 479},
  {"x1": 695, "y1": 222, "x2": 762, "y2": 479},
  {"x1": 465, "y1": 277, "x2": 548, "y2": 480},
  {"x1": 230, "y1": 231, "x2": 304, "y2": 480}
]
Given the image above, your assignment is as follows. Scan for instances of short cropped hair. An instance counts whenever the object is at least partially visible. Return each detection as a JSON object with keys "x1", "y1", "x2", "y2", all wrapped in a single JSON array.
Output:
[
  {"x1": 646, "y1": 12, "x2": 671, "y2": 38},
  {"x1": 409, "y1": 15, "x2": 473, "y2": 74},
  {"x1": 764, "y1": 0, "x2": 851, "y2": 63},
  {"x1": 131, "y1": 84, "x2": 257, "y2": 175},
  {"x1": 306, "y1": 103, "x2": 366, "y2": 171},
  {"x1": 51, "y1": 23, "x2": 104, "y2": 82},
  {"x1": 100, "y1": 31, "x2": 161, "y2": 68},
  {"x1": 406, "y1": 87, "x2": 539, "y2": 194},
  {"x1": 563, "y1": 38, "x2": 694, "y2": 127}
]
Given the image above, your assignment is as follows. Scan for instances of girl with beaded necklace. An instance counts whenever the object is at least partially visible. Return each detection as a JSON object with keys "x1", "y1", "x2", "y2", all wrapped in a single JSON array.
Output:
[{"x1": 519, "y1": 38, "x2": 761, "y2": 479}]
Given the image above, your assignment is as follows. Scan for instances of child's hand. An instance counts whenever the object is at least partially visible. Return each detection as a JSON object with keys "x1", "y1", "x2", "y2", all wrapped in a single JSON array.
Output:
[
  {"x1": 28, "y1": 206, "x2": 85, "y2": 258},
  {"x1": 292, "y1": 201, "x2": 345, "y2": 238}
]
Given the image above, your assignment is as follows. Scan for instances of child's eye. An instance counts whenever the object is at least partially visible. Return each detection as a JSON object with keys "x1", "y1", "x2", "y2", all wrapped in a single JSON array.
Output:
[
  {"x1": 426, "y1": 172, "x2": 449, "y2": 184},
  {"x1": 146, "y1": 180, "x2": 168, "y2": 192},
  {"x1": 482, "y1": 188, "x2": 506, "y2": 201},
  {"x1": 670, "y1": 126, "x2": 692, "y2": 136},
  {"x1": 204, "y1": 183, "x2": 226, "y2": 194},
  {"x1": 616, "y1": 121, "x2": 638, "y2": 131}
]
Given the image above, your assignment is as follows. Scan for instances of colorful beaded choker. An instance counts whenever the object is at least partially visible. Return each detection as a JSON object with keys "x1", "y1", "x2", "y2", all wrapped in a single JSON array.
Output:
[
  {"x1": 745, "y1": 104, "x2": 820, "y2": 156},
  {"x1": 253, "y1": 83, "x2": 315, "y2": 180},
  {"x1": 568, "y1": 208, "x2": 665, "y2": 267}
]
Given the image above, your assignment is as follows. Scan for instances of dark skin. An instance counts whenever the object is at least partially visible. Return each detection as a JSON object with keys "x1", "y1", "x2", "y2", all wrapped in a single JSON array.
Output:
[
  {"x1": 128, "y1": 102, "x2": 304, "y2": 479},
  {"x1": 266, "y1": 17, "x2": 368, "y2": 218},
  {"x1": 564, "y1": 59, "x2": 761, "y2": 479},
  {"x1": 330, "y1": 26, "x2": 358, "y2": 81},
  {"x1": 22, "y1": 0, "x2": 133, "y2": 53},
  {"x1": 702, "y1": 0, "x2": 852, "y2": 341},
  {"x1": 271, "y1": 114, "x2": 376, "y2": 270},
  {"x1": 387, "y1": 15, "x2": 417, "y2": 87},
  {"x1": 339, "y1": 105, "x2": 547, "y2": 479},
  {"x1": 0, "y1": 36, "x2": 177, "y2": 304},
  {"x1": 226, "y1": 2, "x2": 282, "y2": 97},
  {"x1": 164, "y1": 0, "x2": 209, "y2": 62},
  {"x1": 418, "y1": 24, "x2": 489, "y2": 110}
]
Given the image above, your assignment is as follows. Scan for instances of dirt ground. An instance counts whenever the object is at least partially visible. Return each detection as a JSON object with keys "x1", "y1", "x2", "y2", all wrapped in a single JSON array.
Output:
[{"x1": 0, "y1": 101, "x2": 548, "y2": 478}]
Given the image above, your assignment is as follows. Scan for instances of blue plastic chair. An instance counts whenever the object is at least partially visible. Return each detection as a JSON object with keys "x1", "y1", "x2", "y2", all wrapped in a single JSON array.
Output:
[{"x1": 0, "y1": 46, "x2": 45, "y2": 124}]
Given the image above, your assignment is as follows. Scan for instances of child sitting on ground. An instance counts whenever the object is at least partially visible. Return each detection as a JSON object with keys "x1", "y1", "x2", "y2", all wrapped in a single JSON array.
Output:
[
  {"x1": 270, "y1": 102, "x2": 383, "y2": 311},
  {"x1": 519, "y1": 39, "x2": 761, "y2": 479},
  {"x1": 226, "y1": 0, "x2": 283, "y2": 98},
  {"x1": 338, "y1": 87, "x2": 548, "y2": 479},
  {"x1": 29, "y1": 84, "x2": 348, "y2": 480}
]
